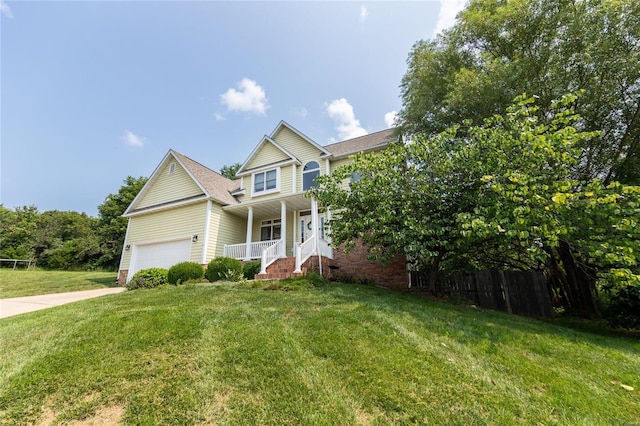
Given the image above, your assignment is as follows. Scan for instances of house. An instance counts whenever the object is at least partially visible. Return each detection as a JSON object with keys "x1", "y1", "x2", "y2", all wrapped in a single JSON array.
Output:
[{"x1": 117, "y1": 121, "x2": 409, "y2": 288}]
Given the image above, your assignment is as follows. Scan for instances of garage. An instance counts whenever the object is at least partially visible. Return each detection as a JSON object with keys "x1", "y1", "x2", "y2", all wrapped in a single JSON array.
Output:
[{"x1": 128, "y1": 239, "x2": 192, "y2": 280}]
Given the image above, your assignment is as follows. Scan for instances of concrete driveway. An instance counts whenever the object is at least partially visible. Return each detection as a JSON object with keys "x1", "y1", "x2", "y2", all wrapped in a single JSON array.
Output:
[{"x1": 0, "y1": 288, "x2": 126, "y2": 319}]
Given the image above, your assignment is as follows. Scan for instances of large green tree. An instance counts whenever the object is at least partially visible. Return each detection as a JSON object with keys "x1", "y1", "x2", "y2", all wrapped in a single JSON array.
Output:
[
  {"x1": 399, "y1": 0, "x2": 640, "y2": 184},
  {"x1": 311, "y1": 96, "x2": 639, "y2": 316},
  {"x1": 96, "y1": 176, "x2": 148, "y2": 270}
]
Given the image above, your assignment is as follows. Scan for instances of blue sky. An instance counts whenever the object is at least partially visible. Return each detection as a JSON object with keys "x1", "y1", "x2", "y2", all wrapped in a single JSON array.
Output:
[{"x1": 1, "y1": 1, "x2": 465, "y2": 216}]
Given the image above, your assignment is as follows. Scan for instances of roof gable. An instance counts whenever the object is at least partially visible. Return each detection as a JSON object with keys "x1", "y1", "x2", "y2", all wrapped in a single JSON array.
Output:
[{"x1": 124, "y1": 150, "x2": 239, "y2": 216}]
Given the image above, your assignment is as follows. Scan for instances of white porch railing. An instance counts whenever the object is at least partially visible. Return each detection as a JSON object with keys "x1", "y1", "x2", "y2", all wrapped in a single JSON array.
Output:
[
  {"x1": 224, "y1": 241, "x2": 276, "y2": 260},
  {"x1": 260, "y1": 239, "x2": 285, "y2": 274},
  {"x1": 293, "y1": 236, "x2": 333, "y2": 273}
]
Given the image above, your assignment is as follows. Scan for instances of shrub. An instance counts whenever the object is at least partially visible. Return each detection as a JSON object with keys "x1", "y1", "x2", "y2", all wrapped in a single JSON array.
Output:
[
  {"x1": 242, "y1": 261, "x2": 261, "y2": 280},
  {"x1": 126, "y1": 268, "x2": 168, "y2": 290},
  {"x1": 206, "y1": 257, "x2": 243, "y2": 282},
  {"x1": 168, "y1": 262, "x2": 204, "y2": 285},
  {"x1": 604, "y1": 283, "x2": 640, "y2": 330}
]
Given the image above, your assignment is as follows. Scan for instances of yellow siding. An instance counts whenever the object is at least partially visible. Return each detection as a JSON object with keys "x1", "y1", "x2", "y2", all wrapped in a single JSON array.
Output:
[
  {"x1": 330, "y1": 157, "x2": 353, "y2": 173},
  {"x1": 121, "y1": 203, "x2": 207, "y2": 269},
  {"x1": 137, "y1": 161, "x2": 204, "y2": 209},
  {"x1": 246, "y1": 142, "x2": 289, "y2": 169},
  {"x1": 272, "y1": 127, "x2": 321, "y2": 161},
  {"x1": 205, "y1": 204, "x2": 246, "y2": 260}
]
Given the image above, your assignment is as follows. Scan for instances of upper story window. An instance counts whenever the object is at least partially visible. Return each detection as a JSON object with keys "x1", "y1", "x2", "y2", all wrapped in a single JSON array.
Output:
[
  {"x1": 302, "y1": 161, "x2": 320, "y2": 190},
  {"x1": 169, "y1": 163, "x2": 176, "y2": 175},
  {"x1": 252, "y1": 168, "x2": 279, "y2": 195}
]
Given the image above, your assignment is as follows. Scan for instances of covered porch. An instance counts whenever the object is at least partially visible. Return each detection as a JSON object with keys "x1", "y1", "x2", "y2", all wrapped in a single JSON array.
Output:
[{"x1": 222, "y1": 193, "x2": 333, "y2": 276}]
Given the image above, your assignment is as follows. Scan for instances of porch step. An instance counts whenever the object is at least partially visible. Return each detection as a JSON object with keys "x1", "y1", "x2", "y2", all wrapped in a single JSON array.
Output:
[{"x1": 254, "y1": 256, "x2": 322, "y2": 280}]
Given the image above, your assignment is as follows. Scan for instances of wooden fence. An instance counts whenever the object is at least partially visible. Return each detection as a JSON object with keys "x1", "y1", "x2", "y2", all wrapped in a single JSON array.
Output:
[{"x1": 410, "y1": 269, "x2": 553, "y2": 317}]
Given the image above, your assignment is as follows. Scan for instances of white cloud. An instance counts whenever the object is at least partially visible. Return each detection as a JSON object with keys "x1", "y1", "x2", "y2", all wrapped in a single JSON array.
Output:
[
  {"x1": 213, "y1": 112, "x2": 226, "y2": 122},
  {"x1": 433, "y1": 0, "x2": 466, "y2": 37},
  {"x1": 123, "y1": 130, "x2": 144, "y2": 148},
  {"x1": 1, "y1": 1, "x2": 14, "y2": 19},
  {"x1": 360, "y1": 5, "x2": 368, "y2": 22},
  {"x1": 384, "y1": 111, "x2": 398, "y2": 128},
  {"x1": 326, "y1": 98, "x2": 368, "y2": 141},
  {"x1": 220, "y1": 78, "x2": 269, "y2": 115},
  {"x1": 294, "y1": 107, "x2": 308, "y2": 119}
]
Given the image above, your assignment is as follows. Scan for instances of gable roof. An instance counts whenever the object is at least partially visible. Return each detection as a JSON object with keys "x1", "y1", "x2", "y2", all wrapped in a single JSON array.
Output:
[
  {"x1": 324, "y1": 128, "x2": 398, "y2": 158},
  {"x1": 124, "y1": 150, "x2": 239, "y2": 216},
  {"x1": 236, "y1": 136, "x2": 300, "y2": 175},
  {"x1": 237, "y1": 121, "x2": 331, "y2": 175},
  {"x1": 270, "y1": 121, "x2": 331, "y2": 157},
  {"x1": 172, "y1": 151, "x2": 240, "y2": 205}
]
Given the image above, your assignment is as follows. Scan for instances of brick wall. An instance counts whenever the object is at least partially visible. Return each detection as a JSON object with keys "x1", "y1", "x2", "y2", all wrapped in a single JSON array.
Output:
[
  {"x1": 117, "y1": 269, "x2": 128, "y2": 286},
  {"x1": 331, "y1": 242, "x2": 409, "y2": 290}
]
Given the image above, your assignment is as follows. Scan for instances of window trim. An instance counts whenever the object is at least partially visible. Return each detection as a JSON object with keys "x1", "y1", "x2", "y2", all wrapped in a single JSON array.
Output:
[
  {"x1": 251, "y1": 168, "x2": 280, "y2": 196},
  {"x1": 169, "y1": 162, "x2": 176, "y2": 175},
  {"x1": 260, "y1": 218, "x2": 282, "y2": 241},
  {"x1": 302, "y1": 161, "x2": 320, "y2": 191}
]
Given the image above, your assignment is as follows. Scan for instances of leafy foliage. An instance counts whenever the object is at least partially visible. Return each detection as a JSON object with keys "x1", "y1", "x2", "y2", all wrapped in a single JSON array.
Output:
[
  {"x1": 205, "y1": 257, "x2": 243, "y2": 282},
  {"x1": 127, "y1": 268, "x2": 169, "y2": 290},
  {"x1": 242, "y1": 260, "x2": 261, "y2": 280},
  {"x1": 399, "y1": 0, "x2": 640, "y2": 184},
  {"x1": 603, "y1": 283, "x2": 640, "y2": 330},
  {"x1": 96, "y1": 176, "x2": 148, "y2": 270},
  {"x1": 220, "y1": 163, "x2": 242, "y2": 180},
  {"x1": 311, "y1": 95, "x2": 640, "y2": 316},
  {"x1": 167, "y1": 262, "x2": 204, "y2": 285}
]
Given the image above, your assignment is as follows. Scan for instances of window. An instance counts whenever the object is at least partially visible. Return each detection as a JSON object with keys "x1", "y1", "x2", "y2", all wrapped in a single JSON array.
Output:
[
  {"x1": 169, "y1": 163, "x2": 176, "y2": 175},
  {"x1": 260, "y1": 219, "x2": 281, "y2": 241},
  {"x1": 253, "y1": 169, "x2": 278, "y2": 195},
  {"x1": 302, "y1": 161, "x2": 320, "y2": 190}
]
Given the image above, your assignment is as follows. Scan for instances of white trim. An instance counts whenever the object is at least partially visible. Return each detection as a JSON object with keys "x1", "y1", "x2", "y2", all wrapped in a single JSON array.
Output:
[
  {"x1": 269, "y1": 121, "x2": 331, "y2": 157},
  {"x1": 237, "y1": 136, "x2": 300, "y2": 175},
  {"x1": 292, "y1": 163, "x2": 297, "y2": 194},
  {"x1": 123, "y1": 195, "x2": 208, "y2": 218},
  {"x1": 251, "y1": 167, "x2": 280, "y2": 197},
  {"x1": 325, "y1": 158, "x2": 330, "y2": 175},
  {"x1": 280, "y1": 201, "x2": 287, "y2": 257},
  {"x1": 302, "y1": 161, "x2": 320, "y2": 191},
  {"x1": 245, "y1": 206, "x2": 254, "y2": 261},
  {"x1": 169, "y1": 162, "x2": 176, "y2": 175},
  {"x1": 118, "y1": 217, "x2": 132, "y2": 272},
  {"x1": 201, "y1": 200, "x2": 212, "y2": 264}
]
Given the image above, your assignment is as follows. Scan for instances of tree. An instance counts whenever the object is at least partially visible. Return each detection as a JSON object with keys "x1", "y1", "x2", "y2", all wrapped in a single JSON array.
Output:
[
  {"x1": 399, "y1": 0, "x2": 640, "y2": 184},
  {"x1": 220, "y1": 163, "x2": 242, "y2": 180},
  {"x1": 96, "y1": 176, "x2": 148, "y2": 270},
  {"x1": 311, "y1": 96, "x2": 640, "y2": 316}
]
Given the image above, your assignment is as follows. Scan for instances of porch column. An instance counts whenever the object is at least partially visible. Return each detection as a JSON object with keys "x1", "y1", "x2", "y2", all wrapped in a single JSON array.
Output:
[
  {"x1": 311, "y1": 197, "x2": 319, "y2": 259},
  {"x1": 244, "y1": 206, "x2": 253, "y2": 261},
  {"x1": 280, "y1": 201, "x2": 287, "y2": 258}
]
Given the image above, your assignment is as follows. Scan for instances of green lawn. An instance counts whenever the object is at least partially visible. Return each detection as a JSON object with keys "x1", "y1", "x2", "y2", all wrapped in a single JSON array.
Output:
[
  {"x1": 1, "y1": 281, "x2": 638, "y2": 425},
  {"x1": 0, "y1": 270, "x2": 117, "y2": 298}
]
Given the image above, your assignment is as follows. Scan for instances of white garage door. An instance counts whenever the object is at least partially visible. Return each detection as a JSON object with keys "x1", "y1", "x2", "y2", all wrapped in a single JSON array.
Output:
[{"x1": 129, "y1": 239, "x2": 191, "y2": 279}]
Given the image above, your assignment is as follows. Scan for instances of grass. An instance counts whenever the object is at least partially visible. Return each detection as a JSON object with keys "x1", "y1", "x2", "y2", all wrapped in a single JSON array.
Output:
[
  {"x1": 1, "y1": 280, "x2": 639, "y2": 424},
  {"x1": 0, "y1": 270, "x2": 117, "y2": 298}
]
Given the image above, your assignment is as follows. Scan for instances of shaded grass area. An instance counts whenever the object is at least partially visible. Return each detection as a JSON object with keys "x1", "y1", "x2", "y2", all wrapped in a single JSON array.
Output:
[
  {"x1": 1, "y1": 282, "x2": 639, "y2": 424},
  {"x1": 0, "y1": 270, "x2": 117, "y2": 298}
]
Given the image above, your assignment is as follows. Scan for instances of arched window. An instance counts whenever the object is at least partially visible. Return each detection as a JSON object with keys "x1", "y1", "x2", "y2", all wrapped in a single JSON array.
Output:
[{"x1": 302, "y1": 161, "x2": 320, "y2": 190}]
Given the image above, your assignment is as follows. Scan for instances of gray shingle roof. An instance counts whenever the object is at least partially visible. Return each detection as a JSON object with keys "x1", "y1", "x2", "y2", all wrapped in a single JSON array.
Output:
[
  {"x1": 173, "y1": 151, "x2": 240, "y2": 206},
  {"x1": 323, "y1": 128, "x2": 398, "y2": 158}
]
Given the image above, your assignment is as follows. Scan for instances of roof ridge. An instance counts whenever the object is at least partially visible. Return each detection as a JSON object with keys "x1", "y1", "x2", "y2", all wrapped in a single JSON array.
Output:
[
  {"x1": 172, "y1": 150, "x2": 234, "y2": 183},
  {"x1": 323, "y1": 127, "x2": 395, "y2": 148}
]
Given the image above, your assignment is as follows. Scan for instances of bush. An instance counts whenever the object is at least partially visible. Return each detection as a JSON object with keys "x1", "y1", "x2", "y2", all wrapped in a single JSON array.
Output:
[
  {"x1": 206, "y1": 257, "x2": 243, "y2": 282},
  {"x1": 127, "y1": 268, "x2": 168, "y2": 290},
  {"x1": 242, "y1": 261, "x2": 261, "y2": 280},
  {"x1": 168, "y1": 262, "x2": 204, "y2": 285},
  {"x1": 604, "y1": 284, "x2": 640, "y2": 330}
]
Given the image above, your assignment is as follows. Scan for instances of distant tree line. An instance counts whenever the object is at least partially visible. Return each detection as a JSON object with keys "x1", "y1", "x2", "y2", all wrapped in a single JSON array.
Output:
[{"x1": 0, "y1": 176, "x2": 147, "y2": 271}]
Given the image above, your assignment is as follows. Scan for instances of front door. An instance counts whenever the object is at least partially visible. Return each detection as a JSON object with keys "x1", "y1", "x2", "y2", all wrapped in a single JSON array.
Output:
[{"x1": 299, "y1": 210, "x2": 325, "y2": 243}]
